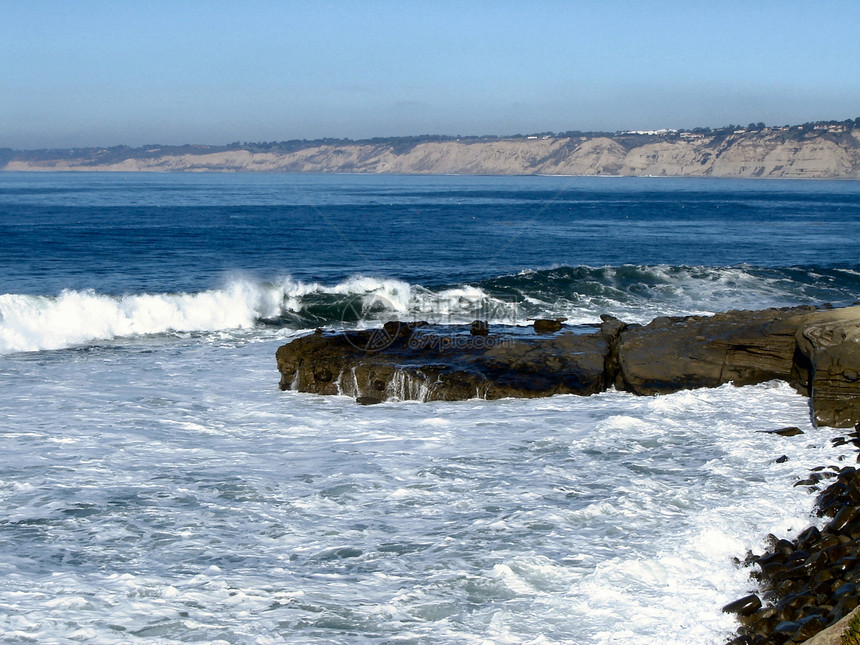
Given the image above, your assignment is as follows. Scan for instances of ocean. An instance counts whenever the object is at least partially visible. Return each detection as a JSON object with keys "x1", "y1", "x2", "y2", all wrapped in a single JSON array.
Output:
[{"x1": 1, "y1": 172, "x2": 860, "y2": 644}]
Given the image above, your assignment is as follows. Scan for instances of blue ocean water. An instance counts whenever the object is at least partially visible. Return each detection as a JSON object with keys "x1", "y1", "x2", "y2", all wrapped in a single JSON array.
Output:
[
  {"x1": 1, "y1": 173, "x2": 860, "y2": 643},
  {"x1": 2, "y1": 173, "x2": 860, "y2": 295}
]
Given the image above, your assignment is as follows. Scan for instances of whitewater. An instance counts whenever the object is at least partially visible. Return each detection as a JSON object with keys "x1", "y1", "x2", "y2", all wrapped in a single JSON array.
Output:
[
  {"x1": 3, "y1": 265, "x2": 860, "y2": 355},
  {"x1": 2, "y1": 172, "x2": 860, "y2": 643}
]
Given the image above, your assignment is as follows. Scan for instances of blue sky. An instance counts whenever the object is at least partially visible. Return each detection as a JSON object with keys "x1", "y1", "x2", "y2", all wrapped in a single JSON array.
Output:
[{"x1": 2, "y1": 0, "x2": 859, "y2": 148}]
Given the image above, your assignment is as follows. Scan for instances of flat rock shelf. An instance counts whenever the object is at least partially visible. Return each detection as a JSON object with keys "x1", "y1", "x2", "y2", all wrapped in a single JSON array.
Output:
[{"x1": 276, "y1": 305, "x2": 860, "y2": 428}]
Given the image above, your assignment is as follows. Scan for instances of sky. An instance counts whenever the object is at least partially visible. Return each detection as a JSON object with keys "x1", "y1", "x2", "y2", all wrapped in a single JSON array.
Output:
[{"x1": 1, "y1": 0, "x2": 859, "y2": 149}]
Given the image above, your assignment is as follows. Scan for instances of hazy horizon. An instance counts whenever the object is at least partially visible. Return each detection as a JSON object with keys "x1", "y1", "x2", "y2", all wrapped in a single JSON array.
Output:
[{"x1": 2, "y1": 1, "x2": 859, "y2": 149}]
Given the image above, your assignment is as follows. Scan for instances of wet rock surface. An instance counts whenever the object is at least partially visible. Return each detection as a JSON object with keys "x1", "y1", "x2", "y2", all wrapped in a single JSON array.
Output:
[
  {"x1": 276, "y1": 305, "x2": 860, "y2": 428},
  {"x1": 276, "y1": 319, "x2": 622, "y2": 401},
  {"x1": 725, "y1": 428, "x2": 860, "y2": 644},
  {"x1": 616, "y1": 307, "x2": 813, "y2": 395},
  {"x1": 796, "y1": 308, "x2": 860, "y2": 428}
]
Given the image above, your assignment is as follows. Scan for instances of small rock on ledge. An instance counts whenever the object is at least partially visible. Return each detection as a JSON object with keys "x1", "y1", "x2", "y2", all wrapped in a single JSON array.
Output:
[{"x1": 276, "y1": 305, "x2": 860, "y2": 428}]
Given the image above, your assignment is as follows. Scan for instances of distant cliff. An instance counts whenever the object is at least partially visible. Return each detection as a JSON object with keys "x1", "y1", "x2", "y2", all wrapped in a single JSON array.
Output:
[{"x1": 4, "y1": 123, "x2": 860, "y2": 179}]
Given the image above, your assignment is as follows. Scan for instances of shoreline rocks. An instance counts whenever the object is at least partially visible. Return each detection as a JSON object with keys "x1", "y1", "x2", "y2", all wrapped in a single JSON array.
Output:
[
  {"x1": 276, "y1": 318, "x2": 621, "y2": 401},
  {"x1": 276, "y1": 305, "x2": 860, "y2": 427},
  {"x1": 724, "y1": 429, "x2": 860, "y2": 644}
]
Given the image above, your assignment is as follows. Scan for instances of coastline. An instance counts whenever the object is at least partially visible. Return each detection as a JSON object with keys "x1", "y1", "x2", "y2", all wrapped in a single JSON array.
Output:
[
  {"x1": 2, "y1": 172, "x2": 859, "y2": 641},
  {"x1": 724, "y1": 433, "x2": 860, "y2": 644},
  {"x1": 275, "y1": 306, "x2": 860, "y2": 428},
  {"x1": 3, "y1": 126, "x2": 860, "y2": 179}
]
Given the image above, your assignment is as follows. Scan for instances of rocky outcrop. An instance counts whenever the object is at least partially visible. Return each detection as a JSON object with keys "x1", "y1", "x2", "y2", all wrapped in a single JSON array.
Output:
[
  {"x1": 5, "y1": 129, "x2": 860, "y2": 178},
  {"x1": 796, "y1": 308, "x2": 860, "y2": 428},
  {"x1": 615, "y1": 307, "x2": 814, "y2": 394},
  {"x1": 275, "y1": 318, "x2": 624, "y2": 402},
  {"x1": 276, "y1": 305, "x2": 860, "y2": 427},
  {"x1": 724, "y1": 457, "x2": 860, "y2": 645}
]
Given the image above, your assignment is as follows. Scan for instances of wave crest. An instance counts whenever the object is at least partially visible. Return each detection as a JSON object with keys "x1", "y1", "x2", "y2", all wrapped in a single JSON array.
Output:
[
  {"x1": 0, "y1": 283, "x2": 268, "y2": 353},
  {"x1": 2, "y1": 265, "x2": 858, "y2": 354}
]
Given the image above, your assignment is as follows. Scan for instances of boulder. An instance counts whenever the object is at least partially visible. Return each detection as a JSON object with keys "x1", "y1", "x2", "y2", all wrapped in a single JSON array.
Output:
[
  {"x1": 722, "y1": 593, "x2": 763, "y2": 616},
  {"x1": 615, "y1": 306, "x2": 815, "y2": 395},
  {"x1": 795, "y1": 306, "x2": 860, "y2": 428},
  {"x1": 799, "y1": 607, "x2": 860, "y2": 645},
  {"x1": 470, "y1": 320, "x2": 489, "y2": 336},
  {"x1": 532, "y1": 318, "x2": 567, "y2": 333}
]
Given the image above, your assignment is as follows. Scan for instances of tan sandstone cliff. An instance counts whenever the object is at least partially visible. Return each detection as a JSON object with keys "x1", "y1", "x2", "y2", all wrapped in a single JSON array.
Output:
[{"x1": 5, "y1": 128, "x2": 860, "y2": 178}]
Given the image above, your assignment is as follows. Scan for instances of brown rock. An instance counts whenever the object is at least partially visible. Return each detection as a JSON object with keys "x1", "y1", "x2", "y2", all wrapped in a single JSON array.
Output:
[
  {"x1": 276, "y1": 319, "x2": 620, "y2": 402},
  {"x1": 616, "y1": 306, "x2": 815, "y2": 395},
  {"x1": 795, "y1": 306, "x2": 860, "y2": 428},
  {"x1": 723, "y1": 594, "x2": 763, "y2": 616},
  {"x1": 356, "y1": 396, "x2": 383, "y2": 405},
  {"x1": 800, "y1": 607, "x2": 860, "y2": 645},
  {"x1": 532, "y1": 318, "x2": 564, "y2": 333},
  {"x1": 275, "y1": 305, "x2": 860, "y2": 427},
  {"x1": 470, "y1": 320, "x2": 489, "y2": 335},
  {"x1": 765, "y1": 427, "x2": 805, "y2": 437}
]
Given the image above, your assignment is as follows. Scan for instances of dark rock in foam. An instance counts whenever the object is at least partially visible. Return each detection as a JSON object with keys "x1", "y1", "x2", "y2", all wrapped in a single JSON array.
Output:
[
  {"x1": 762, "y1": 427, "x2": 805, "y2": 437},
  {"x1": 276, "y1": 318, "x2": 622, "y2": 402},
  {"x1": 276, "y1": 305, "x2": 860, "y2": 428},
  {"x1": 470, "y1": 320, "x2": 489, "y2": 336},
  {"x1": 725, "y1": 464, "x2": 860, "y2": 643},
  {"x1": 723, "y1": 594, "x2": 763, "y2": 616},
  {"x1": 532, "y1": 318, "x2": 566, "y2": 334}
]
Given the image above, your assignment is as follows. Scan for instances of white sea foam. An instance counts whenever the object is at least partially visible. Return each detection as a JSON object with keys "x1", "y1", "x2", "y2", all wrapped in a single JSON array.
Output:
[
  {"x1": 0, "y1": 282, "x2": 273, "y2": 353},
  {"x1": 0, "y1": 330, "x2": 851, "y2": 644},
  {"x1": 527, "y1": 264, "x2": 820, "y2": 325},
  {"x1": 5, "y1": 172, "x2": 860, "y2": 644},
  {"x1": 0, "y1": 275, "x2": 508, "y2": 353},
  {"x1": 0, "y1": 265, "x2": 845, "y2": 353}
]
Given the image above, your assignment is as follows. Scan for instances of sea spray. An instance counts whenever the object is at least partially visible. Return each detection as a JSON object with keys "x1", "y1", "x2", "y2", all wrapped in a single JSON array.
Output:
[
  {"x1": 0, "y1": 282, "x2": 267, "y2": 353},
  {"x1": 4, "y1": 265, "x2": 859, "y2": 354}
]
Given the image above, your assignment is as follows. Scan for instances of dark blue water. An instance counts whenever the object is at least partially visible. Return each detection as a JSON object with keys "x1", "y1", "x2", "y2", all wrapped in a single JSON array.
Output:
[{"x1": 2, "y1": 173, "x2": 859, "y2": 296}]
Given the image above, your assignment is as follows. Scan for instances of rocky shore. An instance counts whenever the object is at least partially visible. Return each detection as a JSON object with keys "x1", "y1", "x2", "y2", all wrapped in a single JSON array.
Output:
[
  {"x1": 276, "y1": 304, "x2": 860, "y2": 428},
  {"x1": 723, "y1": 435, "x2": 860, "y2": 644}
]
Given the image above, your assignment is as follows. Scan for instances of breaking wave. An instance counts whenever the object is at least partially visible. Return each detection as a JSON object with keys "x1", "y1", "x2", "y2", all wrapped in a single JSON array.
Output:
[{"x1": 2, "y1": 265, "x2": 858, "y2": 354}]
